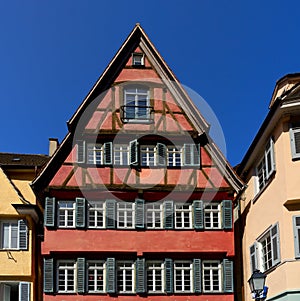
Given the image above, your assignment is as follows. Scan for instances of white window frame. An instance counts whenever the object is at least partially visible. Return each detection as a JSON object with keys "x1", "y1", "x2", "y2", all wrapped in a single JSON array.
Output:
[
  {"x1": 117, "y1": 261, "x2": 135, "y2": 293},
  {"x1": 146, "y1": 203, "x2": 163, "y2": 229},
  {"x1": 117, "y1": 202, "x2": 135, "y2": 229},
  {"x1": 174, "y1": 204, "x2": 192, "y2": 229},
  {"x1": 87, "y1": 260, "x2": 106, "y2": 293},
  {"x1": 147, "y1": 261, "x2": 164, "y2": 293},
  {"x1": 132, "y1": 53, "x2": 144, "y2": 66},
  {"x1": 141, "y1": 145, "x2": 156, "y2": 166},
  {"x1": 174, "y1": 260, "x2": 193, "y2": 293},
  {"x1": 202, "y1": 260, "x2": 222, "y2": 293},
  {"x1": 1, "y1": 221, "x2": 18, "y2": 249},
  {"x1": 167, "y1": 146, "x2": 182, "y2": 167},
  {"x1": 58, "y1": 201, "x2": 76, "y2": 228},
  {"x1": 88, "y1": 201, "x2": 105, "y2": 229},
  {"x1": 57, "y1": 260, "x2": 76, "y2": 293},
  {"x1": 293, "y1": 216, "x2": 300, "y2": 258},
  {"x1": 87, "y1": 143, "x2": 103, "y2": 165},
  {"x1": 204, "y1": 203, "x2": 221, "y2": 229},
  {"x1": 114, "y1": 144, "x2": 129, "y2": 166}
]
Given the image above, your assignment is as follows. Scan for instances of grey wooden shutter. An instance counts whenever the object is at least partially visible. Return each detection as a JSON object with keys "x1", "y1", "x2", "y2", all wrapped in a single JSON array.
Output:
[
  {"x1": 223, "y1": 259, "x2": 234, "y2": 293},
  {"x1": 290, "y1": 127, "x2": 300, "y2": 159},
  {"x1": 250, "y1": 242, "x2": 258, "y2": 273},
  {"x1": 44, "y1": 197, "x2": 55, "y2": 227},
  {"x1": 193, "y1": 259, "x2": 202, "y2": 293},
  {"x1": 106, "y1": 258, "x2": 116, "y2": 293},
  {"x1": 19, "y1": 282, "x2": 30, "y2": 301},
  {"x1": 164, "y1": 200, "x2": 174, "y2": 229},
  {"x1": 135, "y1": 199, "x2": 145, "y2": 229},
  {"x1": 77, "y1": 257, "x2": 86, "y2": 293},
  {"x1": 129, "y1": 139, "x2": 139, "y2": 166},
  {"x1": 43, "y1": 258, "x2": 54, "y2": 293},
  {"x1": 194, "y1": 144, "x2": 201, "y2": 166},
  {"x1": 271, "y1": 223, "x2": 280, "y2": 265},
  {"x1": 75, "y1": 198, "x2": 86, "y2": 228},
  {"x1": 136, "y1": 258, "x2": 146, "y2": 293},
  {"x1": 293, "y1": 216, "x2": 300, "y2": 258},
  {"x1": 104, "y1": 142, "x2": 113, "y2": 165},
  {"x1": 156, "y1": 143, "x2": 166, "y2": 166},
  {"x1": 183, "y1": 144, "x2": 192, "y2": 166},
  {"x1": 18, "y1": 219, "x2": 28, "y2": 250},
  {"x1": 77, "y1": 140, "x2": 85, "y2": 163},
  {"x1": 165, "y1": 258, "x2": 173, "y2": 293},
  {"x1": 222, "y1": 200, "x2": 232, "y2": 229},
  {"x1": 193, "y1": 200, "x2": 204, "y2": 229},
  {"x1": 106, "y1": 199, "x2": 116, "y2": 229}
]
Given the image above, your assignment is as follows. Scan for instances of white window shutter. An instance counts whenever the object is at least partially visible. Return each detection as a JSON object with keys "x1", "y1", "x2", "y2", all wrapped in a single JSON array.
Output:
[
  {"x1": 290, "y1": 127, "x2": 300, "y2": 160},
  {"x1": 271, "y1": 223, "x2": 280, "y2": 265},
  {"x1": 265, "y1": 138, "x2": 276, "y2": 179},
  {"x1": 249, "y1": 242, "x2": 258, "y2": 273},
  {"x1": 293, "y1": 216, "x2": 300, "y2": 258}
]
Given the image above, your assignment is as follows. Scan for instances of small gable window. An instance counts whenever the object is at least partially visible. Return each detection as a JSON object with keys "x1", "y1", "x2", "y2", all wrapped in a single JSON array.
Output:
[{"x1": 132, "y1": 53, "x2": 144, "y2": 66}]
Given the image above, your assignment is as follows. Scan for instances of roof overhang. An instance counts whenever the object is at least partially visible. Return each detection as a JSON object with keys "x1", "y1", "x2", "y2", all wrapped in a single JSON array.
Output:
[{"x1": 12, "y1": 204, "x2": 41, "y2": 224}]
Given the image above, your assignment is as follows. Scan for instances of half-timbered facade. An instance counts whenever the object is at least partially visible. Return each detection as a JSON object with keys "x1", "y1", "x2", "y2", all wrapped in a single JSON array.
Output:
[{"x1": 32, "y1": 24, "x2": 244, "y2": 301}]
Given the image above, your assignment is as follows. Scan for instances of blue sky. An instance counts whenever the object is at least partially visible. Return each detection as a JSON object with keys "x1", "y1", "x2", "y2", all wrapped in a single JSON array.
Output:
[{"x1": 1, "y1": 0, "x2": 300, "y2": 166}]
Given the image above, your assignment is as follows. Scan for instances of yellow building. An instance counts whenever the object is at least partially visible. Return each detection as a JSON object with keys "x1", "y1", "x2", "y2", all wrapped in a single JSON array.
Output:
[
  {"x1": 0, "y1": 153, "x2": 48, "y2": 301},
  {"x1": 235, "y1": 73, "x2": 300, "y2": 301}
]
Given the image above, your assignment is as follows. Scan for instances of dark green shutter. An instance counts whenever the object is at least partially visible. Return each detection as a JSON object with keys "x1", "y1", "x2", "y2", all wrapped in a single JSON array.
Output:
[
  {"x1": 18, "y1": 219, "x2": 28, "y2": 250},
  {"x1": 164, "y1": 200, "x2": 174, "y2": 229},
  {"x1": 106, "y1": 199, "x2": 116, "y2": 229},
  {"x1": 223, "y1": 259, "x2": 234, "y2": 293},
  {"x1": 222, "y1": 200, "x2": 232, "y2": 229},
  {"x1": 135, "y1": 199, "x2": 145, "y2": 229},
  {"x1": 76, "y1": 198, "x2": 86, "y2": 228},
  {"x1": 104, "y1": 142, "x2": 113, "y2": 165},
  {"x1": 157, "y1": 143, "x2": 166, "y2": 166},
  {"x1": 136, "y1": 258, "x2": 146, "y2": 293},
  {"x1": 193, "y1": 259, "x2": 202, "y2": 293},
  {"x1": 77, "y1": 257, "x2": 86, "y2": 293},
  {"x1": 193, "y1": 200, "x2": 204, "y2": 229},
  {"x1": 44, "y1": 197, "x2": 55, "y2": 227},
  {"x1": 77, "y1": 140, "x2": 85, "y2": 163},
  {"x1": 43, "y1": 258, "x2": 54, "y2": 293},
  {"x1": 106, "y1": 258, "x2": 116, "y2": 293},
  {"x1": 19, "y1": 282, "x2": 30, "y2": 301},
  {"x1": 165, "y1": 258, "x2": 173, "y2": 293},
  {"x1": 129, "y1": 139, "x2": 139, "y2": 166}
]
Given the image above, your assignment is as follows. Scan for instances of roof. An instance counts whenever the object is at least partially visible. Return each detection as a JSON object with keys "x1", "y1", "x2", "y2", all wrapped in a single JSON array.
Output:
[{"x1": 0, "y1": 152, "x2": 49, "y2": 168}]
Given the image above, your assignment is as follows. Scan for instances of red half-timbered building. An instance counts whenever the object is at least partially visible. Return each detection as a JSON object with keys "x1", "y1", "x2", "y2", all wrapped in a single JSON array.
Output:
[{"x1": 32, "y1": 24, "x2": 244, "y2": 301}]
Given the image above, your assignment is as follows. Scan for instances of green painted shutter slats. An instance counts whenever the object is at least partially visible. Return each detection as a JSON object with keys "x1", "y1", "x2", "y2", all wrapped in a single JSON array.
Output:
[
  {"x1": 193, "y1": 200, "x2": 204, "y2": 229},
  {"x1": 165, "y1": 258, "x2": 173, "y2": 293},
  {"x1": 136, "y1": 258, "x2": 146, "y2": 293},
  {"x1": 104, "y1": 142, "x2": 113, "y2": 165},
  {"x1": 43, "y1": 258, "x2": 54, "y2": 293},
  {"x1": 106, "y1": 199, "x2": 116, "y2": 229},
  {"x1": 44, "y1": 197, "x2": 55, "y2": 227},
  {"x1": 77, "y1": 257, "x2": 86, "y2": 293},
  {"x1": 19, "y1": 282, "x2": 30, "y2": 301},
  {"x1": 193, "y1": 259, "x2": 201, "y2": 293},
  {"x1": 223, "y1": 259, "x2": 234, "y2": 293},
  {"x1": 164, "y1": 200, "x2": 174, "y2": 229},
  {"x1": 75, "y1": 198, "x2": 86, "y2": 228},
  {"x1": 129, "y1": 139, "x2": 139, "y2": 166},
  {"x1": 77, "y1": 140, "x2": 85, "y2": 163},
  {"x1": 135, "y1": 199, "x2": 145, "y2": 229},
  {"x1": 156, "y1": 143, "x2": 166, "y2": 166},
  {"x1": 222, "y1": 200, "x2": 232, "y2": 229},
  {"x1": 106, "y1": 257, "x2": 116, "y2": 293},
  {"x1": 18, "y1": 219, "x2": 28, "y2": 250}
]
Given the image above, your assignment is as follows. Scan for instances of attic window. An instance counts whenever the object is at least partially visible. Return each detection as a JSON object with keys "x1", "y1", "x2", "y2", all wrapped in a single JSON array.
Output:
[{"x1": 132, "y1": 53, "x2": 144, "y2": 66}]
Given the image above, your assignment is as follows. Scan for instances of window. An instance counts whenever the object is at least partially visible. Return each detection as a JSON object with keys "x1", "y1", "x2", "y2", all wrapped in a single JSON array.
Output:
[
  {"x1": 141, "y1": 146, "x2": 155, "y2": 166},
  {"x1": 255, "y1": 138, "x2": 275, "y2": 193},
  {"x1": 87, "y1": 144, "x2": 103, "y2": 164},
  {"x1": 88, "y1": 201, "x2": 105, "y2": 228},
  {"x1": 147, "y1": 261, "x2": 164, "y2": 293},
  {"x1": 290, "y1": 126, "x2": 300, "y2": 159},
  {"x1": 57, "y1": 260, "x2": 76, "y2": 293},
  {"x1": 0, "y1": 282, "x2": 30, "y2": 301},
  {"x1": 293, "y1": 216, "x2": 300, "y2": 258},
  {"x1": 132, "y1": 53, "x2": 144, "y2": 66},
  {"x1": 114, "y1": 145, "x2": 129, "y2": 165},
  {"x1": 123, "y1": 87, "x2": 150, "y2": 121},
  {"x1": 250, "y1": 223, "x2": 280, "y2": 272},
  {"x1": 174, "y1": 261, "x2": 193, "y2": 293},
  {"x1": 87, "y1": 261, "x2": 105, "y2": 293},
  {"x1": 117, "y1": 202, "x2": 135, "y2": 229},
  {"x1": 203, "y1": 261, "x2": 221, "y2": 292},
  {"x1": 0, "y1": 220, "x2": 27, "y2": 250},
  {"x1": 58, "y1": 201, "x2": 76, "y2": 228},
  {"x1": 174, "y1": 204, "x2": 192, "y2": 229},
  {"x1": 167, "y1": 146, "x2": 182, "y2": 166},
  {"x1": 117, "y1": 261, "x2": 135, "y2": 293},
  {"x1": 146, "y1": 203, "x2": 163, "y2": 229},
  {"x1": 204, "y1": 203, "x2": 221, "y2": 229}
]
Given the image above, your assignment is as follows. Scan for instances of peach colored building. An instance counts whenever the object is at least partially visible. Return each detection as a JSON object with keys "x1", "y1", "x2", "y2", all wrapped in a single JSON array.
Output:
[{"x1": 235, "y1": 73, "x2": 300, "y2": 301}]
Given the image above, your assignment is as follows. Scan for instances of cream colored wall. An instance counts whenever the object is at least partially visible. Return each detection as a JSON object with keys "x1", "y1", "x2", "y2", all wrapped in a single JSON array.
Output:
[{"x1": 241, "y1": 117, "x2": 300, "y2": 300}]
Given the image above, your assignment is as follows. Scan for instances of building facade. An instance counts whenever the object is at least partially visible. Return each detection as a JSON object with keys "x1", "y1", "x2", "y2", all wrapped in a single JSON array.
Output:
[
  {"x1": 0, "y1": 153, "x2": 49, "y2": 301},
  {"x1": 235, "y1": 73, "x2": 300, "y2": 301},
  {"x1": 32, "y1": 24, "x2": 244, "y2": 301}
]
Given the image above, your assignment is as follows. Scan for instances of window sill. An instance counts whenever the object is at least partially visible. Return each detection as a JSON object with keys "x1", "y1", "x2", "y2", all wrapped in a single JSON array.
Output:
[{"x1": 122, "y1": 119, "x2": 154, "y2": 124}]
